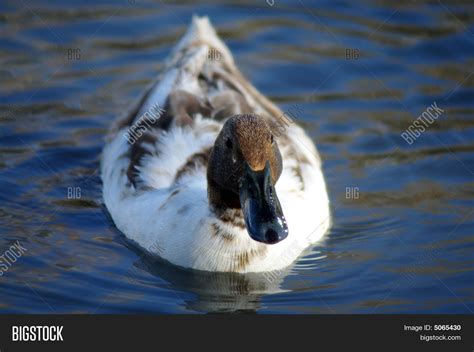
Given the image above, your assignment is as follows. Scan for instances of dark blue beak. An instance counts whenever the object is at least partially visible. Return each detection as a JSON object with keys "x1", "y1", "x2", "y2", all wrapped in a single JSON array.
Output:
[{"x1": 239, "y1": 161, "x2": 288, "y2": 244}]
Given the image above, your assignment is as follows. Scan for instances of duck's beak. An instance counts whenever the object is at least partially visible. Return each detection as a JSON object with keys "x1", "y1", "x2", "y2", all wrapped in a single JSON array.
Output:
[{"x1": 239, "y1": 161, "x2": 288, "y2": 244}]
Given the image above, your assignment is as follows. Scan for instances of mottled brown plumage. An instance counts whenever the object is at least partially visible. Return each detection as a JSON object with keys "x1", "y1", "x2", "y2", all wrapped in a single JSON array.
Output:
[
  {"x1": 124, "y1": 90, "x2": 213, "y2": 186},
  {"x1": 174, "y1": 148, "x2": 211, "y2": 183}
]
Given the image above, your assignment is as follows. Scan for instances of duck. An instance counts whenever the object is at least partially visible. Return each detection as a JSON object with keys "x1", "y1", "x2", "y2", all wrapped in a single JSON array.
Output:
[{"x1": 101, "y1": 16, "x2": 330, "y2": 273}]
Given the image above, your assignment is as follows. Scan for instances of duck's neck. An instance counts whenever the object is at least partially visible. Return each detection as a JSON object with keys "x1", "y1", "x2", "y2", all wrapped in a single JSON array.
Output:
[
  {"x1": 206, "y1": 146, "x2": 241, "y2": 211},
  {"x1": 207, "y1": 178, "x2": 246, "y2": 229},
  {"x1": 207, "y1": 177, "x2": 241, "y2": 211}
]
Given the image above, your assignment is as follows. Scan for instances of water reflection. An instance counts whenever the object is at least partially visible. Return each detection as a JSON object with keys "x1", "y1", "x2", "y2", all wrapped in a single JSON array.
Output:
[{"x1": 125, "y1": 240, "x2": 290, "y2": 313}]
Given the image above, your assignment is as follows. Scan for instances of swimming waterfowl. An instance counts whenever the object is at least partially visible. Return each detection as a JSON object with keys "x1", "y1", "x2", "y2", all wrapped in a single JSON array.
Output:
[{"x1": 101, "y1": 16, "x2": 330, "y2": 273}]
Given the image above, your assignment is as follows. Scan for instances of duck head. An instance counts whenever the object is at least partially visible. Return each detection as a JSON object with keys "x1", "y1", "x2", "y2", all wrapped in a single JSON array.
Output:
[{"x1": 207, "y1": 114, "x2": 288, "y2": 244}]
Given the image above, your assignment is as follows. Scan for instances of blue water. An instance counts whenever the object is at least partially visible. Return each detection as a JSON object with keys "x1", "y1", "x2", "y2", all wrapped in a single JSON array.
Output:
[{"x1": 1, "y1": 0, "x2": 473, "y2": 313}]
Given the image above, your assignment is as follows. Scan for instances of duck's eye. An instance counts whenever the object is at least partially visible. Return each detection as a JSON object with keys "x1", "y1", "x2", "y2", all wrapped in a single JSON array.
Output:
[
  {"x1": 225, "y1": 138, "x2": 233, "y2": 149},
  {"x1": 270, "y1": 134, "x2": 274, "y2": 144}
]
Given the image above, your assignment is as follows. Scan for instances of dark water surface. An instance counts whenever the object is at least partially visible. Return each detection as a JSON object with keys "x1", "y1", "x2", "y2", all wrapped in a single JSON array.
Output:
[{"x1": 1, "y1": 0, "x2": 474, "y2": 313}]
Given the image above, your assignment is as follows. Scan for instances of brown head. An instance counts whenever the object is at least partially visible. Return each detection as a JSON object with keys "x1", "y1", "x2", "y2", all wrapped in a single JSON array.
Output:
[{"x1": 207, "y1": 114, "x2": 288, "y2": 244}]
